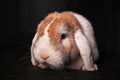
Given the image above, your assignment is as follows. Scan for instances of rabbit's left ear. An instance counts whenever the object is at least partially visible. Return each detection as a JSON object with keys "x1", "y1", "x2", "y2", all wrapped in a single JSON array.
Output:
[
  {"x1": 72, "y1": 12, "x2": 99, "y2": 70},
  {"x1": 74, "y1": 29, "x2": 94, "y2": 70}
]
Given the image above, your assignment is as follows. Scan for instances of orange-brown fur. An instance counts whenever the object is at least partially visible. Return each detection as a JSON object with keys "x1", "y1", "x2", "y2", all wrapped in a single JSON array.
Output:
[
  {"x1": 37, "y1": 12, "x2": 59, "y2": 37},
  {"x1": 47, "y1": 12, "x2": 81, "y2": 61},
  {"x1": 60, "y1": 12, "x2": 82, "y2": 31},
  {"x1": 48, "y1": 11, "x2": 82, "y2": 44},
  {"x1": 48, "y1": 18, "x2": 67, "y2": 44}
]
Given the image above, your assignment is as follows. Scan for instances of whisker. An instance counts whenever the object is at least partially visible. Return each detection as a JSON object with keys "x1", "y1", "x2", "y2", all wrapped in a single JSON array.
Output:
[
  {"x1": 18, "y1": 60, "x2": 31, "y2": 66},
  {"x1": 19, "y1": 55, "x2": 31, "y2": 61}
]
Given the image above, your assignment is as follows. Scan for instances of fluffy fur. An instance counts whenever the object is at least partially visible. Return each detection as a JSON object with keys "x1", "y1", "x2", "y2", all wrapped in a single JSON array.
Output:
[{"x1": 31, "y1": 11, "x2": 99, "y2": 71}]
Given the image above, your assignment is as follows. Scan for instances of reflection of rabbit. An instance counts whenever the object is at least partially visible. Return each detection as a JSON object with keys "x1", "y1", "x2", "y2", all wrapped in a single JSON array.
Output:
[{"x1": 31, "y1": 11, "x2": 99, "y2": 71}]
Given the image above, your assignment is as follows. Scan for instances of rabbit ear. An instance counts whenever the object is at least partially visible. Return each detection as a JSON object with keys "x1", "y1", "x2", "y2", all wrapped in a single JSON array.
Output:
[
  {"x1": 31, "y1": 33, "x2": 38, "y2": 66},
  {"x1": 74, "y1": 30, "x2": 95, "y2": 70},
  {"x1": 72, "y1": 12, "x2": 99, "y2": 61},
  {"x1": 74, "y1": 30, "x2": 90, "y2": 56},
  {"x1": 73, "y1": 12, "x2": 99, "y2": 70}
]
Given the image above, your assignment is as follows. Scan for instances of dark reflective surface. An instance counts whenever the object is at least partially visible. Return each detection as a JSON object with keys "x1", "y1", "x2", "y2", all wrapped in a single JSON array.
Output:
[{"x1": 0, "y1": 50, "x2": 120, "y2": 80}]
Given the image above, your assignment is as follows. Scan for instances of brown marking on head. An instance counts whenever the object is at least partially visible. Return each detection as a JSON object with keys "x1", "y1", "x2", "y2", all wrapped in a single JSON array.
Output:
[
  {"x1": 48, "y1": 11, "x2": 82, "y2": 44},
  {"x1": 60, "y1": 11, "x2": 82, "y2": 31},
  {"x1": 48, "y1": 18, "x2": 68, "y2": 45},
  {"x1": 37, "y1": 12, "x2": 59, "y2": 37},
  {"x1": 47, "y1": 12, "x2": 81, "y2": 62}
]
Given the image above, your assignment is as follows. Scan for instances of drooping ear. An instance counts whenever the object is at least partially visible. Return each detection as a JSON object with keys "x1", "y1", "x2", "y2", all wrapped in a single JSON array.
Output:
[
  {"x1": 31, "y1": 33, "x2": 38, "y2": 66},
  {"x1": 74, "y1": 30, "x2": 95, "y2": 70},
  {"x1": 72, "y1": 12, "x2": 99, "y2": 61},
  {"x1": 72, "y1": 12, "x2": 99, "y2": 70},
  {"x1": 74, "y1": 29, "x2": 91, "y2": 58}
]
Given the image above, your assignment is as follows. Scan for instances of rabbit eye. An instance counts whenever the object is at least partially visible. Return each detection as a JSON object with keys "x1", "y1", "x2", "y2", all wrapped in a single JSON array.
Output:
[{"x1": 61, "y1": 33, "x2": 67, "y2": 39}]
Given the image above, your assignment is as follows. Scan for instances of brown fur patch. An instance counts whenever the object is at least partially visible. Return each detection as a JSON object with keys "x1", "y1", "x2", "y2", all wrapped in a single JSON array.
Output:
[
  {"x1": 37, "y1": 12, "x2": 59, "y2": 37},
  {"x1": 60, "y1": 11, "x2": 82, "y2": 31},
  {"x1": 48, "y1": 18, "x2": 67, "y2": 44},
  {"x1": 48, "y1": 11, "x2": 82, "y2": 45},
  {"x1": 47, "y1": 12, "x2": 81, "y2": 62}
]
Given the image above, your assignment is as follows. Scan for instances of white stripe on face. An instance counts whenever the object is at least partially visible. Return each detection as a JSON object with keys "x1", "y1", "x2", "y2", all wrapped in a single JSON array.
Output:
[
  {"x1": 37, "y1": 16, "x2": 58, "y2": 47},
  {"x1": 36, "y1": 16, "x2": 57, "y2": 49}
]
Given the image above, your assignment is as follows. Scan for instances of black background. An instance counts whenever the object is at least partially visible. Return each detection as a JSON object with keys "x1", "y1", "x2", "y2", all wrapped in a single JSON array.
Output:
[{"x1": 0, "y1": 0, "x2": 120, "y2": 80}]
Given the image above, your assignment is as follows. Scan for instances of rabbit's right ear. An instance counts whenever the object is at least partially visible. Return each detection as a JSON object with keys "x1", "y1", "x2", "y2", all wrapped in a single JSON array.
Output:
[{"x1": 31, "y1": 33, "x2": 38, "y2": 66}]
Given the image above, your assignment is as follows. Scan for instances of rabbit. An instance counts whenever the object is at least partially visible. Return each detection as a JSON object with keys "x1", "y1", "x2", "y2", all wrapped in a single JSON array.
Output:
[{"x1": 31, "y1": 11, "x2": 99, "y2": 71}]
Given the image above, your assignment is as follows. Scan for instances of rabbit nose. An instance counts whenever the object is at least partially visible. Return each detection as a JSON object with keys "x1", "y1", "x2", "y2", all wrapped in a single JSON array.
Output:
[{"x1": 40, "y1": 53, "x2": 49, "y2": 60}]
